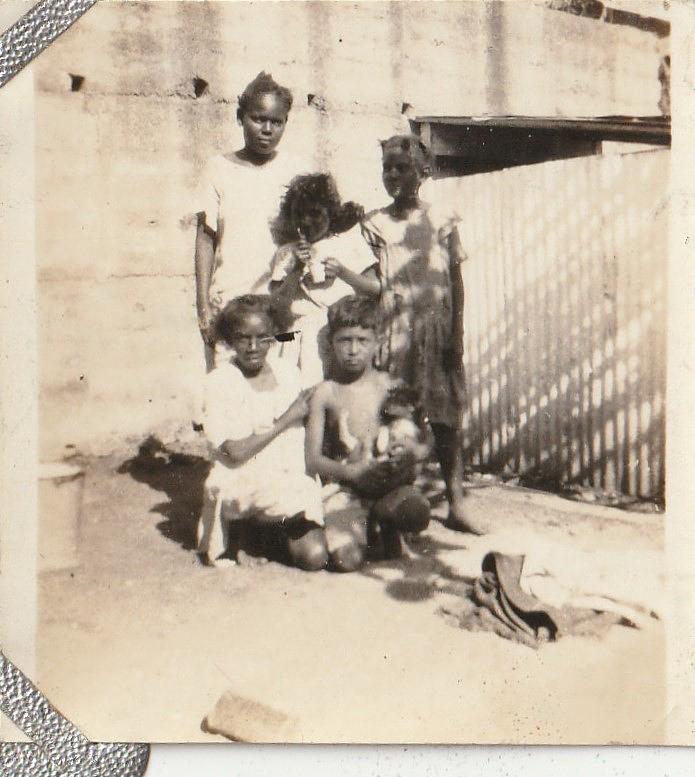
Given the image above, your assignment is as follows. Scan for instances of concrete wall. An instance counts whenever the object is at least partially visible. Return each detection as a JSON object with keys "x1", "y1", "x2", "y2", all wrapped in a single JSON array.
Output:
[{"x1": 33, "y1": 0, "x2": 667, "y2": 459}]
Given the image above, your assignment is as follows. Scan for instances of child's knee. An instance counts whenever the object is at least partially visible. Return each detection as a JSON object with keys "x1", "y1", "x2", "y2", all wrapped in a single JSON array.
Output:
[
  {"x1": 372, "y1": 485, "x2": 430, "y2": 533},
  {"x1": 287, "y1": 527, "x2": 329, "y2": 572},
  {"x1": 330, "y1": 540, "x2": 366, "y2": 573}
]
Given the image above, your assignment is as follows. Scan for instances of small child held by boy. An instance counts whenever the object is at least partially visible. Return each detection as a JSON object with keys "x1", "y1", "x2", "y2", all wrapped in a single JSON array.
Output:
[
  {"x1": 362, "y1": 134, "x2": 485, "y2": 535},
  {"x1": 197, "y1": 294, "x2": 329, "y2": 571},
  {"x1": 269, "y1": 173, "x2": 380, "y2": 387},
  {"x1": 306, "y1": 295, "x2": 431, "y2": 571},
  {"x1": 337, "y1": 384, "x2": 430, "y2": 467}
]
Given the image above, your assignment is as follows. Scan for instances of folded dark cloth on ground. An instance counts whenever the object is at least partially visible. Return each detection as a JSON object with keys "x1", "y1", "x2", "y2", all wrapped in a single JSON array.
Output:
[{"x1": 446, "y1": 551, "x2": 636, "y2": 649}]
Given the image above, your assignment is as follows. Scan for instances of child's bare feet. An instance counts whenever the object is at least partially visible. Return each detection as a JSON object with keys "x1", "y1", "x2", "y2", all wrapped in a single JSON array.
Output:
[
  {"x1": 236, "y1": 549, "x2": 269, "y2": 567},
  {"x1": 444, "y1": 500, "x2": 486, "y2": 535},
  {"x1": 199, "y1": 552, "x2": 235, "y2": 569},
  {"x1": 212, "y1": 557, "x2": 238, "y2": 570}
]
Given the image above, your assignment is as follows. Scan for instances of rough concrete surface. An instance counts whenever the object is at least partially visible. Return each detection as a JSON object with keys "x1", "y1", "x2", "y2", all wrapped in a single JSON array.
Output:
[
  {"x1": 32, "y1": 0, "x2": 667, "y2": 458},
  {"x1": 36, "y1": 455, "x2": 665, "y2": 744}
]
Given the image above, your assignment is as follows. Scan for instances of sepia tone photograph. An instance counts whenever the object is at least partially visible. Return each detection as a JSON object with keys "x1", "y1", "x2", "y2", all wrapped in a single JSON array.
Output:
[{"x1": 0, "y1": 0, "x2": 679, "y2": 746}]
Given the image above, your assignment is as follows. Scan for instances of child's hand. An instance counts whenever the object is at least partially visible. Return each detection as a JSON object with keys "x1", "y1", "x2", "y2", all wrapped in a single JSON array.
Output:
[
  {"x1": 322, "y1": 256, "x2": 343, "y2": 281},
  {"x1": 351, "y1": 459, "x2": 410, "y2": 498},
  {"x1": 281, "y1": 387, "x2": 315, "y2": 426},
  {"x1": 347, "y1": 460, "x2": 388, "y2": 488},
  {"x1": 294, "y1": 233, "x2": 311, "y2": 266}
]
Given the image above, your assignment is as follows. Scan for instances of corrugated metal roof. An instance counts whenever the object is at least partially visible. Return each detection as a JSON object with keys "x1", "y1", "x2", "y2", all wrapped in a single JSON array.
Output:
[{"x1": 413, "y1": 115, "x2": 670, "y2": 145}]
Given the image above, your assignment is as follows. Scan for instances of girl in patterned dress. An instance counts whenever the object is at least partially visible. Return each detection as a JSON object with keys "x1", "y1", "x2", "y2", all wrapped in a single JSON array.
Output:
[{"x1": 362, "y1": 135, "x2": 484, "y2": 534}]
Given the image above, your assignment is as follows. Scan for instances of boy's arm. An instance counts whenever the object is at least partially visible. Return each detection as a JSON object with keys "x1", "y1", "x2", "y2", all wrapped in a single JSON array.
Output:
[
  {"x1": 447, "y1": 227, "x2": 465, "y2": 368},
  {"x1": 305, "y1": 386, "x2": 366, "y2": 484},
  {"x1": 195, "y1": 214, "x2": 216, "y2": 344}
]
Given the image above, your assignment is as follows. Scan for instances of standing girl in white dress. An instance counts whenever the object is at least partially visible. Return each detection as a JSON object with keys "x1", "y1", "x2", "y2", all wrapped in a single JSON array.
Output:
[{"x1": 194, "y1": 72, "x2": 308, "y2": 370}]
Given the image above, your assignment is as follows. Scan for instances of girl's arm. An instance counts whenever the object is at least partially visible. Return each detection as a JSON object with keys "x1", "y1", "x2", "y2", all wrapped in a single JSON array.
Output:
[
  {"x1": 220, "y1": 389, "x2": 311, "y2": 465},
  {"x1": 195, "y1": 216, "x2": 216, "y2": 342},
  {"x1": 269, "y1": 266, "x2": 304, "y2": 331},
  {"x1": 323, "y1": 260, "x2": 381, "y2": 297},
  {"x1": 269, "y1": 240, "x2": 311, "y2": 330},
  {"x1": 447, "y1": 228, "x2": 465, "y2": 367}
]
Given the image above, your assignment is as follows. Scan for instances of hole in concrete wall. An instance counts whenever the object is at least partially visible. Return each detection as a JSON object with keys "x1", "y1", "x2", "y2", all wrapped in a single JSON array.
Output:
[
  {"x1": 658, "y1": 55, "x2": 670, "y2": 117},
  {"x1": 68, "y1": 74, "x2": 84, "y2": 92},
  {"x1": 307, "y1": 93, "x2": 328, "y2": 113},
  {"x1": 192, "y1": 77, "x2": 209, "y2": 98}
]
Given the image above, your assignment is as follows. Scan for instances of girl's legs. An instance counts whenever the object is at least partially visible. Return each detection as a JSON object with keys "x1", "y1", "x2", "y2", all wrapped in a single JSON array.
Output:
[
  {"x1": 197, "y1": 489, "x2": 228, "y2": 563},
  {"x1": 430, "y1": 422, "x2": 485, "y2": 535}
]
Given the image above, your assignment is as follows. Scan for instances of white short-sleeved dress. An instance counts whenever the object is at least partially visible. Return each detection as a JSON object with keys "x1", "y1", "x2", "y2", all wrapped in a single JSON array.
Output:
[
  {"x1": 196, "y1": 151, "x2": 310, "y2": 308},
  {"x1": 270, "y1": 225, "x2": 377, "y2": 387},
  {"x1": 201, "y1": 355, "x2": 323, "y2": 526}
]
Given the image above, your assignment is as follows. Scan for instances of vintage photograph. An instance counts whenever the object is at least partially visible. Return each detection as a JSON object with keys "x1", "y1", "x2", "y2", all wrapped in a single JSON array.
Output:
[{"x1": 3, "y1": 0, "x2": 674, "y2": 744}]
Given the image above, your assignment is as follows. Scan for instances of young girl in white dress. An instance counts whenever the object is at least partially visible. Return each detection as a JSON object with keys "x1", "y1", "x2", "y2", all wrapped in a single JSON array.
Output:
[
  {"x1": 269, "y1": 173, "x2": 379, "y2": 387},
  {"x1": 197, "y1": 295, "x2": 329, "y2": 570}
]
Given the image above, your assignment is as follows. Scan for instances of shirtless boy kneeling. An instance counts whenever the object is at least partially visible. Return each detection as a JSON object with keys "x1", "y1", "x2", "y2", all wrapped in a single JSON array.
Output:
[{"x1": 306, "y1": 295, "x2": 431, "y2": 573}]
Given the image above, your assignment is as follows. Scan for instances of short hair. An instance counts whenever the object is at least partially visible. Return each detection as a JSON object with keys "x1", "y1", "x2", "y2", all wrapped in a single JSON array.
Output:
[
  {"x1": 380, "y1": 134, "x2": 433, "y2": 175},
  {"x1": 215, "y1": 294, "x2": 274, "y2": 345},
  {"x1": 237, "y1": 72, "x2": 293, "y2": 118},
  {"x1": 382, "y1": 385, "x2": 420, "y2": 420},
  {"x1": 327, "y1": 295, "x2": 380, "y2": 335},
  {"x1": 272, "y1": 173, "x2": 364, "y2": 245}
]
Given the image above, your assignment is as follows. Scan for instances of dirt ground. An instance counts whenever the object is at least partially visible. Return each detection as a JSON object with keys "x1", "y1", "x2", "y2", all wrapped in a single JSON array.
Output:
[{"x1": 36, "y1": 450, "x2": 665, "y2": 744}]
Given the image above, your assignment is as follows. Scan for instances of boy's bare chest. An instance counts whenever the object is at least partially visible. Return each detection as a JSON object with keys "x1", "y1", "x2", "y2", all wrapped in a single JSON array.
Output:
[{"x1": 328, "y1": 382, "x2": 386, "y2": 439}]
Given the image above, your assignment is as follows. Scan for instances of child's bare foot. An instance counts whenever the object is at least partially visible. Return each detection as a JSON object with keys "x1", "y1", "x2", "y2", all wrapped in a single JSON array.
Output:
[
  {"x1": 444, "y1": 501, "x2": 486, "y2": 535},
  {"x1": 199, "y1": 552, "x2": 236, "y2": 569},
  {"x1": 213, "y1": 557, "x2": 238, "y2": 570},
  {"x1": 236, "y1": 550, "x2": 268, "y2": 567}
]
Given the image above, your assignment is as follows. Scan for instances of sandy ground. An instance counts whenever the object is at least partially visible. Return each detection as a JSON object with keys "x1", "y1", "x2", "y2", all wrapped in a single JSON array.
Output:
[{"x1": 36, "y1": 452, "x2": 665, "y2": 744}]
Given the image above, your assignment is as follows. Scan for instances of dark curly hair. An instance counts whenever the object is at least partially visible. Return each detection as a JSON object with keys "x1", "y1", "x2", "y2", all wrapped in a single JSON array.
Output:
[
  {"x1": 272, "y1": 173, "x2": 365, "y2": 245},
  {"x1": 381, "y1": 385, "x2": 420, "y2": 419},
  {"x1": 237, "y1": 72, "x2": 293, "y2": 120},
  {"x1": 215, "y1": 294, "x2": 275, "y2": 346}
]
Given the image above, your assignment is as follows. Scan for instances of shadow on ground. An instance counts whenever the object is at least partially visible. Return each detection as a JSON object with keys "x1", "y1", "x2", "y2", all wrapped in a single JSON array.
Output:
[
  {"x1": 118, "y1": 435, "x2": 210, "y2": 550},
  {"x1": 360, "y1": 529, "x2": 476, "y2": 604}
]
